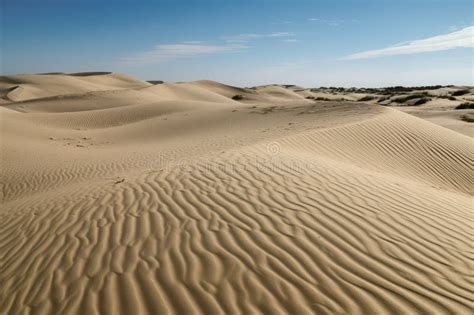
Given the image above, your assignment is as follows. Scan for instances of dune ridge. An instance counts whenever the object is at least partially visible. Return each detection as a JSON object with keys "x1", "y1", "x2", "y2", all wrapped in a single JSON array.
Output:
[{"x1": 1, "y1": 73, "x2": 472, "y2": 314}]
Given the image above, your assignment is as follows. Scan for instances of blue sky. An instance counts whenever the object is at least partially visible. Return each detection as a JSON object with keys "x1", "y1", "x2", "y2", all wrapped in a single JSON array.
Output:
[{"x1": 2, "y1": 0, "x2": 473, "y2": 87}]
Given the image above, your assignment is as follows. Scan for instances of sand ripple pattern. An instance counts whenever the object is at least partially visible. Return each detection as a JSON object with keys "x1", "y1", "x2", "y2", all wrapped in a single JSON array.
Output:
[
  {"x1": 1, "y1": 147, "x2": 472, "y2": 314},
  {"x1": 1, "y1": 75, "x2": 473, "y2": 314}
]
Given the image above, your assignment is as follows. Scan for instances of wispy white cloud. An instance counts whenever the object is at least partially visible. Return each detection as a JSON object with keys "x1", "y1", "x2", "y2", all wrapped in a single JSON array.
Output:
[
  {"x1": 120, "y1": 31, "x2": 297, "y2": 65},
  {"x1": 269, "y1": 32, "x2": 294, "y2": 37},
  {"x1": 307, "y1": 18, "x2": 346, "y2": 26},
  {"x1": 344, "y1": 26, "x2": 474, "y2": 60},
  {"x1": 269, "y1": 59, "x2": 323, "y2": 69},
  {"x1": 180, "y1": 41, "x2": 205, "y2": 45},
  {"x1": 222, "y1": 32, "x2": 295, "y2": 43},
  {"x1": 120, "y1": 42, "x2": 247, "y2": 64},
  {"x1": 281, "y1": 39, "x2": 300, "y2": 43},
  {"x1": 271, "y1": 20, "x2": 292, "y2": 25}
]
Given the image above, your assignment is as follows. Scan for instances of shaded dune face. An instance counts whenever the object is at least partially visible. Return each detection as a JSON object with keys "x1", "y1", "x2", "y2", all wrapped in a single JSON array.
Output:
[{"x1": 0, "y1": 73, "x2": 472, "y2": 315}]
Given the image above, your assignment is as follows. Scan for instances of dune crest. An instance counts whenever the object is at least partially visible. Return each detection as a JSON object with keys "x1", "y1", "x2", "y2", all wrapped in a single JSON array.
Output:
[{"x1": 1, "y1": 73, "x2": 472, "y2": 315}]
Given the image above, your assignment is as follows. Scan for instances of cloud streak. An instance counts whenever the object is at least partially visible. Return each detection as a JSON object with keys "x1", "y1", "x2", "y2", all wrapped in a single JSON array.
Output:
[
  {"x1": 222, "y1": 32, "x2": 295, "y2": 43},
  {"x1": 120, "y1": 43, "x2": 247, "y2": 65},
  {"x1": 120, "y1": 31, "x2": 296, "y2": 65},
  {"x1": 344, "y1": 26, "x2": 474, "y2": 60},
  {"x1": 307, "y1": 18, "x2": 348, "y2": 27}
]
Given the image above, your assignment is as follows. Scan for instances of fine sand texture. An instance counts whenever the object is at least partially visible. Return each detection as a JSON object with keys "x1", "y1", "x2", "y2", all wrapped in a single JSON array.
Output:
[{"x1": 1, "y1": 73, "x2": 473, "y2": 314}]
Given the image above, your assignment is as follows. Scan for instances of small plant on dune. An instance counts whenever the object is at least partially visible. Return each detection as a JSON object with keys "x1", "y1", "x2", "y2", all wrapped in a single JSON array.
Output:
[
  {"x1": 232, "y1": 94, "x2": 244, "y2": 100},
  {"x1": 452, "y1": 89, "x2": 470, "y2": 96},
  {"x1": 460, "y1": 114, "x2": 474, "y2": 122},
  {"x1": 305, "y1": 96, "x2": 315, "y2": 100},
  {"x1": 314, "y1": 97, "x2": 347, "y2": 102},
  {"x1": 392, "y1": 93, "x2": 429, "y2": 103},
  {"x1": 377, "y1": 96, "x2": 390, "y2": 103},
  {"x1": 358, "y1": 95, "x2": 376, "y2": 102},
  {"x1": 147, "y1": 80, "x2": 164, "y2": 85},
  {"x1": 381, "y1": 85, "x2": 442, "y2": 93},
  {"x1": 412, "y1": 98, "x2": 430, "y2": 106},
  {"x1": 455, "y1": 102, "x2": 474, "y2": 109},
  {"x1": 439, "y1": 95, "x2": 457, "y2": 100}
]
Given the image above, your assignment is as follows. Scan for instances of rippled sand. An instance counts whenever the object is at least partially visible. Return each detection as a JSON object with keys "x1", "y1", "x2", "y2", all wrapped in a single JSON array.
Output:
[{"x1": 1, "y1": 73, "x2": 472, "y2": 314}]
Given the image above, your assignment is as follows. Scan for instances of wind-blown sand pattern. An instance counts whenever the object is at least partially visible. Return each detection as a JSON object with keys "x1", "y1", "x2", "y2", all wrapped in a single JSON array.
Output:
[{"x1": 1, "y1": 73, "x2": 473, "y2": 314}]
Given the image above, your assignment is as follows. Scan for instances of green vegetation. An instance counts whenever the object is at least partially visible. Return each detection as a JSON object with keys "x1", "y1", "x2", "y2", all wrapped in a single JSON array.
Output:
[
  {"x1": 358, "y1": 95, "x2": 376, "y2": 102},
  {"x1": 460, "y1": 114, "x2": 474, "y2": 122},
  {"x1": 392, "y1": 93, "x2": 429, "y2": 103},
  {"x1": 231, "y1": 94, "x2": 244, "y2": 100},
  {"x1": 312, "y1": 85, "x2": 450, "y2": 95},
  {"x1": 147, "y1": 80, "x2": 164, "y2": 85},
  {"x1": 452, "y1": 89, "x2": 470, "y2": 96},
  {"x1": 377, "y1": 96, "x2": 390, "y2": 103},
  {"x1": 455, "y1": 102, "x2": 474, "y2": 109},
  {"x1": 439, "y1": 95, "x2": 458, "y2": 100},
  {"x1": 381, "y1": 85, "x2": 442, "y2": 93},
  {"x1": 412, "y1": 98, "x2": 430, "y2": 106}
]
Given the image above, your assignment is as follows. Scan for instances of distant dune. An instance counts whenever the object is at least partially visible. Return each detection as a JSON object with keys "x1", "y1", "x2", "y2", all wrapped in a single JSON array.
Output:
[{"x1": 1, "y1": 73, "x2": 472, "y2": 314}]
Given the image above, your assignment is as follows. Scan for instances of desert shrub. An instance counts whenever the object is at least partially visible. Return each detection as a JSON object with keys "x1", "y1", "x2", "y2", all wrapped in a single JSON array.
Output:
[
  {"x1": 439, "y1": 95, "x2": 457, "y2": 100},
  {"x1": 452, "y1": 89, "x2": 470, "y2": 96},
  {"x1": 362, "y1": 88, "x2": 379, "y2": 94},
  {"x1": 358, "y1": 95, "x2": 376, "y2": 102},
  {"x1": 305, "y1": 96, "x2": 315, "y2": 99},
  {"x1": 460, "y1": 114, "x2": 474, "y2": 122},
  {"x1": 315, "y1": 97, "x2": 347, "y2": 101},
  {"x1": 393, "y1": 93, "x2": 429, "y2": 103},
  {"x1": 455, "y1": 102, "x2": 474, "y2": 109},
  {"x1": 232, "y1": 94, "x2": 244, "y2": 100},
  {"x1": 382, "y1": 85, "x2": 442, "y2": 93},
  {"x1": 412, "y1": 98, "x2": 430, "y2": 106}
]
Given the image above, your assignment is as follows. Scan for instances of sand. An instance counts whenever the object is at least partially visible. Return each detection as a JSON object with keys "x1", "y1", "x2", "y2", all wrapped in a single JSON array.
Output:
[{"x1": 1, "y1": 73, "x2": 473, "y2": 314}]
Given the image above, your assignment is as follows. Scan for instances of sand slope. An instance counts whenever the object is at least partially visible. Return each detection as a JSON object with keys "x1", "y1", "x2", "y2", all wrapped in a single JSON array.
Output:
[
  {"x1": 1, "y1": 73, "x2": 472, "y2": 314},
  {"x1": 0, "y1": 72, "x2": 151, "y2": 102}
]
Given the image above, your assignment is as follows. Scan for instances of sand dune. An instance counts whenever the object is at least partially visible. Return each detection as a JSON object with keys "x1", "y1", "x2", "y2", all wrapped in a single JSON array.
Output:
[
  {"x1": 0, "y1": 73, "x2": 151, "y2": 102},
  {"x1": 1, "y1": 73, "x2": 472, "y2": 314}
]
